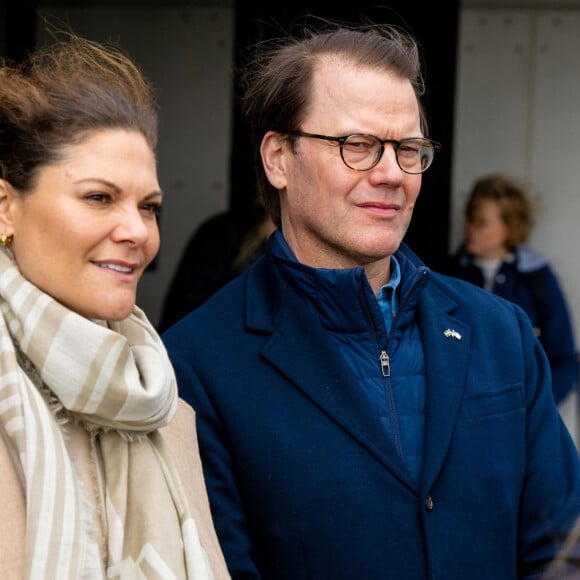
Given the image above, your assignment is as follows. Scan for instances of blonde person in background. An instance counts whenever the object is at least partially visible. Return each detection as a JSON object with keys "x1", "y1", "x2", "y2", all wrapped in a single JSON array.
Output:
[
  {"x1": 447, "y1": 173, "x2": 578, "y2": 407},
  {"x1": 0, "y1": 31, "x2": 230, "y2": 579}
]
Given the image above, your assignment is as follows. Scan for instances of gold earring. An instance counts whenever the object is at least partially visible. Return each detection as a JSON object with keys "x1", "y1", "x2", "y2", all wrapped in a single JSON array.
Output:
[{"x1": 0, "y1": 233, "x2": 13, "y2": 246}]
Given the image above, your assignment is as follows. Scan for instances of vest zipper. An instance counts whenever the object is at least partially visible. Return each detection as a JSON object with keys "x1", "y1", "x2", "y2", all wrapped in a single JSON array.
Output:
[{"x1": 379, "y1": 349, "x2": 390, "y2": 377}]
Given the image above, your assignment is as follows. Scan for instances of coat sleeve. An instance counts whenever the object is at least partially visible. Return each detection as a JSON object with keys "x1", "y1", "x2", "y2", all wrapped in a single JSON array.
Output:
[{"x1": 516, "y1": 305, "x2": 580, "y2": 577}]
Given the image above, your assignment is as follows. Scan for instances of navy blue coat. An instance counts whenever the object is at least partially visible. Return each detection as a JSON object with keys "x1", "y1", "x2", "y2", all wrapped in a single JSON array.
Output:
[
  {"x1": 163, "y1": 233, "x2": 580, "y2": 580},
  {"x1": 447, "y1": 245, "x2": 578, "y2": 405}
]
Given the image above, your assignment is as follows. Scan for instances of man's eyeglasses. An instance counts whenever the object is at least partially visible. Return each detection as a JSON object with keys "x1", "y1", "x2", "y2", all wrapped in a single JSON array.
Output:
[{"x1": 289, "y1": 131, "x2": 441, "y2": 174}]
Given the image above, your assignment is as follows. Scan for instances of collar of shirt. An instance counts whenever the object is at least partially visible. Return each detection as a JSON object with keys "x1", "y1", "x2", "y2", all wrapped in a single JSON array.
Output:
[{"x1": 377, "y1": 255, "x2": 401, "y2": 333}]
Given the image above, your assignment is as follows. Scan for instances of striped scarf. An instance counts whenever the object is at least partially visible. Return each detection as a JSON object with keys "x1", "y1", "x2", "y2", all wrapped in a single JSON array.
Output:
[{"x1": 0, "y1": 248, "x2": 214, "y2": 579}]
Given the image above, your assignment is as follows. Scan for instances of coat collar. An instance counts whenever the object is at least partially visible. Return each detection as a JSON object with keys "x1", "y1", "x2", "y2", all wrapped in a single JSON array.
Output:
[{"x1": 247, "y1": 231, "x2": 428, "y2": 333}]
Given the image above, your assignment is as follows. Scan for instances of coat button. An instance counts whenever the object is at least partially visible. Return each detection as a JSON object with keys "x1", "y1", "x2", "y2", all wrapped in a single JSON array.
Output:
[{"x1": 425, "y1": 495, "x2": 434, "y2": 511}]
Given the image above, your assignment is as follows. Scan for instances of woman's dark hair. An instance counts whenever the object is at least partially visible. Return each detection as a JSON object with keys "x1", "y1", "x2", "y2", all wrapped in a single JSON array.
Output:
[
  {"x1": 239, "y1": 19, "x2": 427, "y2": 227},
  {"x1": 0, "y1": 31, "x2": 158, "y2": 192}
]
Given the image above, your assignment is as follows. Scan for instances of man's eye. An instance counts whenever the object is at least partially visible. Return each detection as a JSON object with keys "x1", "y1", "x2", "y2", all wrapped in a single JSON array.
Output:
[
  {"x1": 398, "y1": 143, "x2": 421, "y2": 156},
  {"x1": 344, "y1": 140, "x2": 373, "y2": 151}
]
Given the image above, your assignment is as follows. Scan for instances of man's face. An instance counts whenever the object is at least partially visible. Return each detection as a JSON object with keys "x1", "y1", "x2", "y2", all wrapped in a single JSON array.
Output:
[{"x1": 262, "y1": 55, "x2": 423, "y2": 284}]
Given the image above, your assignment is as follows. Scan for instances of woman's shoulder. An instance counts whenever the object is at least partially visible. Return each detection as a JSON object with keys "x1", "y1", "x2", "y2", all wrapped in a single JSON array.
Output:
[
  {"x1": 162, "y1": 398, "x2": 197, "y2": 447},
  {"x1": 0, "y1": 428, "x2": 25, "y2": 579},
  {"x1": 160, "y1": 399, "x2": 206, "y2": 494},
  {"x1": 161, "y1": 399, "x2": 231, "y2": 579}
]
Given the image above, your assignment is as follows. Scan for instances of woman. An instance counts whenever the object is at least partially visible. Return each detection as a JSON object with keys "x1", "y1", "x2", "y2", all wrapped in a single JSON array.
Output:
[
  {"x1": 0, "y1": 32, "x2": 230, "y2": 578},
  {"x1": 448, "y1": 173, "x2": 578, "y2": 405}
]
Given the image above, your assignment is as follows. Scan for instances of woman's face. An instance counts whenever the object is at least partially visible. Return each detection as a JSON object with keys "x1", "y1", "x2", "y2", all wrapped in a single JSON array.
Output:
[
  {"x1": 2, "y1": 129, "x2": 162, "y2": 320},
  {"x1": 465, "y1": 199, "x2": 509, "y2": 260}
]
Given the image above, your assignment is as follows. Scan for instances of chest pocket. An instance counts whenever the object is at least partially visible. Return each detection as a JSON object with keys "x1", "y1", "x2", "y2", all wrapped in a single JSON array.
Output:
[{"x1": 459, "y1": 385, "x2": 523, "y2": 420}]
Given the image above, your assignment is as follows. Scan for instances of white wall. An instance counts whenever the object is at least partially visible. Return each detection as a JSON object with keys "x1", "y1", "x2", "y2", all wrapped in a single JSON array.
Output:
[
  {"x1": 452, "y1": 8, "x2": 580, "y2": 445},
  {"x1": 35, "y1": 2, "x2": 235, "y2": 329}
]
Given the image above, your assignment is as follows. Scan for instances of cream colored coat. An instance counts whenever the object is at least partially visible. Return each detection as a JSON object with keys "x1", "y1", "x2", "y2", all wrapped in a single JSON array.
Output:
[{"x1": 0, "y1": 399, "x2": 231, "y2": 579}]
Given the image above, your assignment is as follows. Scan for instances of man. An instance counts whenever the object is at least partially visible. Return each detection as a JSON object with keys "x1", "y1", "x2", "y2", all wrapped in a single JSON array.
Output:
[{"x1": 163, "y1": 20, "x2": 580, "y2": 579}]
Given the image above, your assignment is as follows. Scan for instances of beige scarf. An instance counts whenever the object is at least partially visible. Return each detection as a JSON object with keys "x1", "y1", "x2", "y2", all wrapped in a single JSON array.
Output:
[{"x1": 0, "y1": 248, "x2": 213, "y2": 579}]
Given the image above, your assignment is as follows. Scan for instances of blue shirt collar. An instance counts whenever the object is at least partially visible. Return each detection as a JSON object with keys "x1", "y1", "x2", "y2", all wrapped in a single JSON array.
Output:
[{"x1": 377, "y1": 255, "x2": 401, "y2": 331}]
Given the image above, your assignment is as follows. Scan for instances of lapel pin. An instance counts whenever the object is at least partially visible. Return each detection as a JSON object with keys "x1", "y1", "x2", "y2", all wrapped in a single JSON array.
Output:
[{"x1": 443, "y1": 328, "x2": 462, "y2": 340}]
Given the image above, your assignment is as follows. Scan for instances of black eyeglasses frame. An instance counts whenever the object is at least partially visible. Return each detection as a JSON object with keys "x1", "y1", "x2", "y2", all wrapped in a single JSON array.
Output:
[{"x1": 288, "y1": 130, "x2": 441, "y2": 174}]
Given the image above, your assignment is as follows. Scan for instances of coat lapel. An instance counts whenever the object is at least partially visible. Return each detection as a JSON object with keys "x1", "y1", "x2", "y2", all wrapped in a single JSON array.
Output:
[{"x1": 417, "y1": 293, "x2": 471, "y2": 491}]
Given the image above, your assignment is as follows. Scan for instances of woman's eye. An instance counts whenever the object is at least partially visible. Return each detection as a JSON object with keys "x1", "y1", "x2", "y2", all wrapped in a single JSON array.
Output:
[
  {"x1": 141, "y1": 203, "x2": 162, "y2": 217},
  {"x1": 86, "y1": 192, "x2": 111, "y2": 203}
]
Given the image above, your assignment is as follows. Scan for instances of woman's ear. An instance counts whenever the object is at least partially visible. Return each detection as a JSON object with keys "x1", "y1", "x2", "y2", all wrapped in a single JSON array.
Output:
[
  {"x1": 260, "y1": 131, "x2": 288, "y2": 190},
  {"x1": 0, "y1": 179, "x2": 16, "y2": 235}
]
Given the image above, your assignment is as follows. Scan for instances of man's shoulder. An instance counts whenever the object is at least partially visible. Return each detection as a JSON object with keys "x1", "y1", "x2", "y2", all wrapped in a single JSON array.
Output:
[
  {"x1": 429, "y1": 269, "x2": 520, "y2": 312},
  {"x1": 430, "y1": 269, "x2": 485, "y2": 295},
  {"x1": 426, "y1": 271, "x2": 537, "y2": 346}
]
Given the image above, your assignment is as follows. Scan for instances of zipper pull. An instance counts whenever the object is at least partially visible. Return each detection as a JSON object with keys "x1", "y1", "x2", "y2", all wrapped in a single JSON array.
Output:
[{"x1": 379, "y1": 350, "x2": 390, "y2": 377}]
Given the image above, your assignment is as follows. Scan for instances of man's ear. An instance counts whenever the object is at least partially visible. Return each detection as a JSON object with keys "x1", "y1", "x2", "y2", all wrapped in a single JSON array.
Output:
[
  {"x1": 260, "y1": 131, "x2": 288, "y2": 190},
  {"x1": 0, "y1": 179, "x2": 16, "y2": 235}
]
